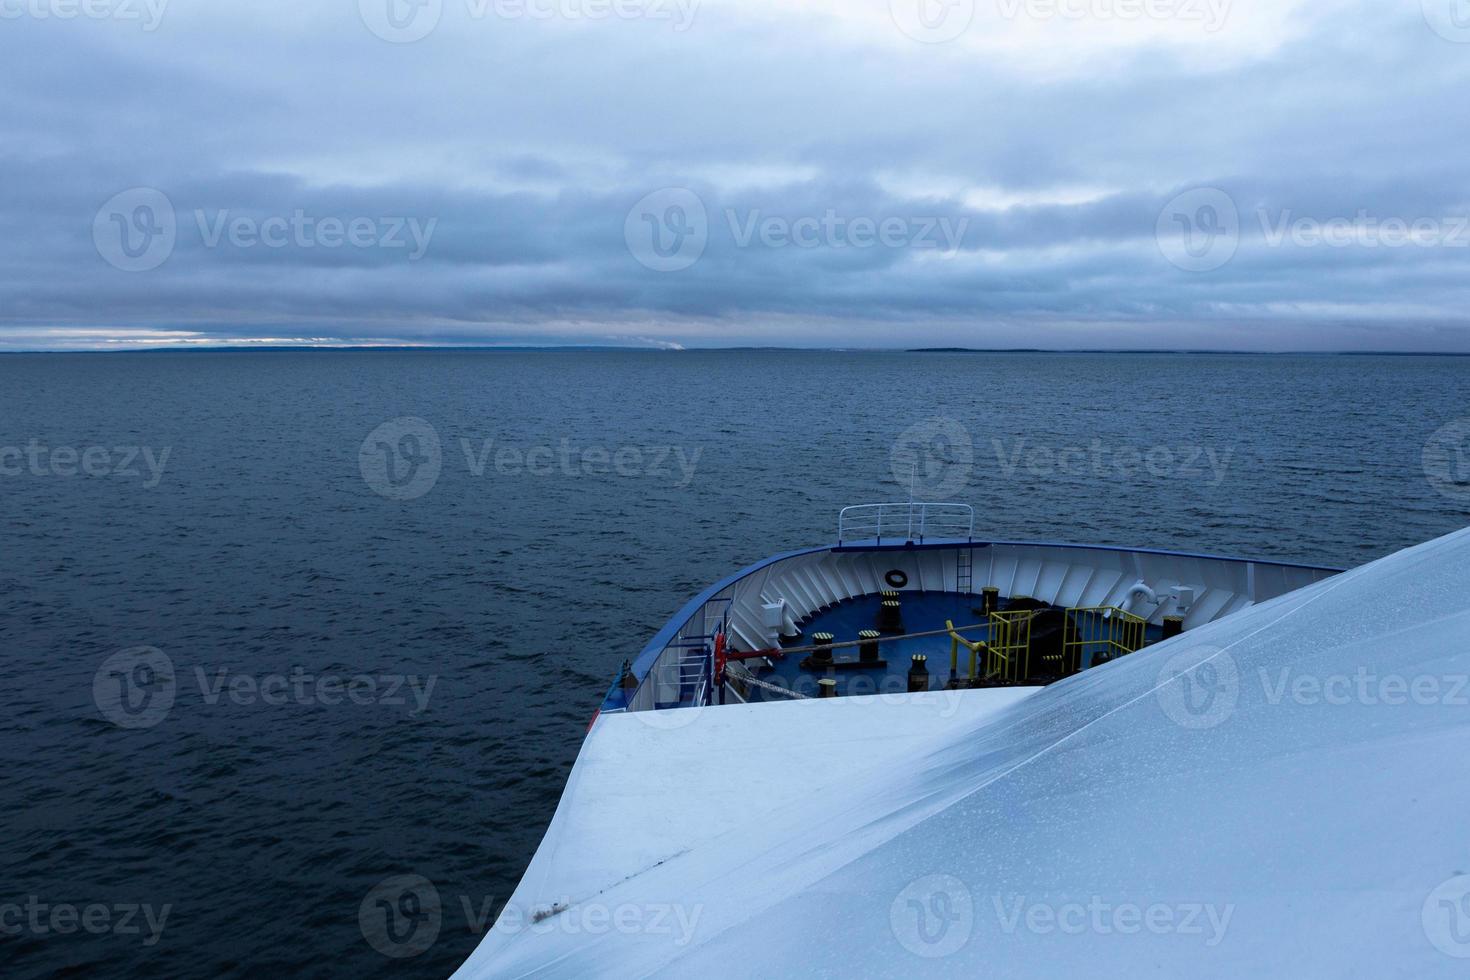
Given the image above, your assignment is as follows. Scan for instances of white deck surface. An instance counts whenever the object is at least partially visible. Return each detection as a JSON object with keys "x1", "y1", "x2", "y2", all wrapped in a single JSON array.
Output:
[{"x1": 455, "y1": 527, "x2": 1470, "y2": 978}]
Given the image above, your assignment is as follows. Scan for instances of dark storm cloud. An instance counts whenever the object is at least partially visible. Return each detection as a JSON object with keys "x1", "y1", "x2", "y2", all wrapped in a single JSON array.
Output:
[{"x1": 0, "y1": 0, "x2": 1468, "y2": 348}]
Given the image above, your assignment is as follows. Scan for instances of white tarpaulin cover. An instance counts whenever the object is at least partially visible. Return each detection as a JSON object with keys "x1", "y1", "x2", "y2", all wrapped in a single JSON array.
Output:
[{"x1": 455, "y1": 528, "x2": 1470, "y2": 978}]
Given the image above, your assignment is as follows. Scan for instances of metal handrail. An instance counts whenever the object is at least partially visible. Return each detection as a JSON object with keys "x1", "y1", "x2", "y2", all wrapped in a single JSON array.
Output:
[{"x1": 838, "y1": 502, "x2": 974, "y2": 545}]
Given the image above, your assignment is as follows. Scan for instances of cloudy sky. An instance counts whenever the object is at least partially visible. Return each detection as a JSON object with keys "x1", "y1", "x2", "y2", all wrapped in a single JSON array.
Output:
[{"x1": 2, "y1": 0, "x2": 1469, "y2": 350}]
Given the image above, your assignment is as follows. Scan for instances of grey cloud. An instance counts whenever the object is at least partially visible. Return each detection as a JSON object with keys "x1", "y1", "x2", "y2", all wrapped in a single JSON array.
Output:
[{"x1": 0, "y1": 0, "x2": 1468, "y2": 348}]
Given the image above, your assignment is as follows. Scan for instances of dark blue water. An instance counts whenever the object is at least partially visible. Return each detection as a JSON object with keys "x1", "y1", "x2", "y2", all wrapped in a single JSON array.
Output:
[{"x1": 2, "y1": 350, "x2": 1467, "y2": 978}]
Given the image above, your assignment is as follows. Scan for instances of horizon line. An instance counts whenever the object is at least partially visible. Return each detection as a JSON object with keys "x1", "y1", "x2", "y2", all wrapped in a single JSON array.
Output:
[{"x1": 3, "y1": 345, "x2": 1470, "y2": 356}]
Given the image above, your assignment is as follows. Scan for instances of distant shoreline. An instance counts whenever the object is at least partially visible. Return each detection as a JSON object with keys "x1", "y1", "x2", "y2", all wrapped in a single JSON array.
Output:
[{"x1": 3, "y1": 346, "x2": 1470, "y2": 356}]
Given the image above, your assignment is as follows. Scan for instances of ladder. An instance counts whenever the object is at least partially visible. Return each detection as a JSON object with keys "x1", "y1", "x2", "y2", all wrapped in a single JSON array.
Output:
[{"x1": 956, "y1": 547, "x2": 973, "y2": 594}]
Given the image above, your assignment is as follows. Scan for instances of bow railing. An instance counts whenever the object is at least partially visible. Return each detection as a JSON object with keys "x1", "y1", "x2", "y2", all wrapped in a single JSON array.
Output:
[{"x1": 838, "y1": 502, "x2": 974, "y2": 545}]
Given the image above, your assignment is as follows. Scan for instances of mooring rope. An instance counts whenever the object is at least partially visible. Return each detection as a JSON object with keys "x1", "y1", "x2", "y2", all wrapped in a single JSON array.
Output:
[
  {"x1": 726, "y1": 664, "x2": 811, "y2": 699},
  {"x1": 745, "y1": 621, "x2": 992, "y2": 658}
]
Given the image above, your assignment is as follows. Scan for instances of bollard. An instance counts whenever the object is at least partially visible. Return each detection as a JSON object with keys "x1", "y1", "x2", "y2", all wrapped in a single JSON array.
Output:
[
  {"x1": 810, "y1": 632, "x2": 835, "y2": 667},
  {"x1": 908, "y1": 654, "x2": 930, "y2": 693},
  {"x1": 818, "y1": 678, "x2": 838, "y2": 699},
  {"x1": 982, "y1": 586, "x2": 1000, "y2": 616},
  {"x1": 859, "y1": 630, "x2": 881, "y2": 663},
  {"x1": 877, "y1": 599, "x2": 904, "y2": 634}
]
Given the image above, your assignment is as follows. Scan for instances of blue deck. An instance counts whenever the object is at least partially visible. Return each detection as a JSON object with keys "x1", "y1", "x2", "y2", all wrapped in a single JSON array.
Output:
[{"x1": 745, "y1": 591, "x2": 1164, "y2": 701}]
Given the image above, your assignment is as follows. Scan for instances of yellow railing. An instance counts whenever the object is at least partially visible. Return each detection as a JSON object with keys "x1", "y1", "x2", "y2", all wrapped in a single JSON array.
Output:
[
  {"x1": 987, "y1": 610, "x2": 1035, "y2": 683},
  {"x1": 939, "y1": 605, "x2": 1152, "y2": 685},
  {"x1": 945, "y1": 619, "x2": 989, "y2": 680},
  {"x1": 1063, "y1": 606, "x2": 1147, "y2": 673}
]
